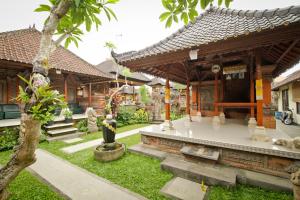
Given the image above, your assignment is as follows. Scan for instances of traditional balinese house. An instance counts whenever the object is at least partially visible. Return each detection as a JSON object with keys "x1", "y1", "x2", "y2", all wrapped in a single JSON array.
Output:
[
  {"x1": 112, "y1": 6, "x2": 300, "y2": 183},
  {"x1": 96, "y1": 59, "x2": 150, "y2": 104},
  {"x1": 272, "y1": 70, "x2": 300, "y2": 125},
  {"x1": 0, "y1": 27, "x2": 113, "y2": 116}
]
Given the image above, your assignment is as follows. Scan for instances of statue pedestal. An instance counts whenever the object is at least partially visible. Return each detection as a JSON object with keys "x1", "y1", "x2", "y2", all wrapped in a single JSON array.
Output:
[
  {"x1": 219, "y1": 112, "x2": 225, "y2": 124},
  {"x1": 251, "y1": 126, "x2": 271, "y2": 142},
  {"x1": 162, "y1": 120, "x2": 174, "y2": 131},
  {"x1": 248, "y1": 117, "x2": 257, "y2": 128},
  {"x1": 212, "y1": 116, "x2": 221, "y2": 124}
]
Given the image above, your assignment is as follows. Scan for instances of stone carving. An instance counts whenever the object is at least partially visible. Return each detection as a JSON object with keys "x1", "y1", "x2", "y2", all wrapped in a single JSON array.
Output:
[
  {"x1": 291, "y1": 169, "x2": 300, "y2": 200},
  {"x1": 274, "y1": 137, "x2": 300, "y2": 150},
  {"x1": 152, "y1": 88, "x2": 162, "y2": 121},
  {"x1": 86, "y1": 107, "x2": 98, "y2": 133}
]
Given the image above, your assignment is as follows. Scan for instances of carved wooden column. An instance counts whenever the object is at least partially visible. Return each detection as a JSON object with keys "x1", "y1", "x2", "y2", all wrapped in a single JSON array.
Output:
[
  {"x1": 255, "y1": 54, "x2": 263, "y2": 127},
  {"x1": 163, "y1": 77, "x2": 173, "y2": 130},
  {"x1": 248, "y1": 56, "x2": 257, "y2": 127},
  {"x1": 64, "y1": 74, "x2": 68, "y2": 103},
  {"x1": 197, "y1": 82, "x2": 202, "y2": 117},
  {"x1": 186, "y1": 79, "x2": 191, "y2": 121},
  {"x1": 88, "y1": 82, "x2": 92, "y2": 107}
]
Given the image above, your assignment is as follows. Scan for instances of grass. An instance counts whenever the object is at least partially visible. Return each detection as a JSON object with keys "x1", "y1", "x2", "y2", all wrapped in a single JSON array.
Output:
[
  {"x1": 209, "y1": 184, "x2": 293, "y2": 200},
  {"x1": 0, "y1": 151, "x2": 63, "y2": 200}
]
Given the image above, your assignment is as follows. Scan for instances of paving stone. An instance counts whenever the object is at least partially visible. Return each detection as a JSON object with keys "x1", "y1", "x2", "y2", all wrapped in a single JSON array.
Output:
[
  {"x1": 161, "y1": 156, "x2": 236, "y2": 187},
  {"x1": 29, "y1": 149, "x2": 147, "y2": 200},
  {"x1": 129, "y1": 144, "x2": 167, "y2": 160},
  {"x1": 61, "y1": 125, "x2": 152, "y2": 154},
  {"x1": 160, "y1": 177, "x2": 207, "y2": 200},
  {"x1": 63, "y1": 138, "x2": 83, "y2": 144}
]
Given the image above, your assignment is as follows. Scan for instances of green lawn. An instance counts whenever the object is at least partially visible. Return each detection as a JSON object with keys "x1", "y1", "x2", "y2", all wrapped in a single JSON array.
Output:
[
  {"x1": 0, "y1": 151, "x2": 63, "y2": 200},
  {"x1": 209, "y1": 184, "x2": 293, "y2": 200}
]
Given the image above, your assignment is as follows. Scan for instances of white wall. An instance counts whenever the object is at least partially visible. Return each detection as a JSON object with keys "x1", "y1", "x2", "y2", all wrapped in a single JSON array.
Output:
[{"x1": 277, "y1": 83, "x2": 300, "y2": 124}]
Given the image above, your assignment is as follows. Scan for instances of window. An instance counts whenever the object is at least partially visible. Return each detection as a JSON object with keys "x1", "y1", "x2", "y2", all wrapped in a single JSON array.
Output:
[
  {"x1": 282, "y1": 89, "x2": 289, "y2": 111},
  {"x1": 297, "y1": 102, "x2": 300, "y2": 114}
]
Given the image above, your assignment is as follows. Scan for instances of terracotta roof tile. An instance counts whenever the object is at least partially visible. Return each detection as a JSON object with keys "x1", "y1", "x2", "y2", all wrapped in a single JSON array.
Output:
[
  {"x1": 113, "y1": 5, "x2": 300, "y2": 62},
  {"x1": 0, "y1": 28, "x2": 112, "y2": 79}
]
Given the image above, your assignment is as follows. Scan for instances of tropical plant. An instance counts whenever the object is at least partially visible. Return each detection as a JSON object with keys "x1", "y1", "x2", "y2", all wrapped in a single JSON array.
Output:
[
  {"x1": 133, "y1": 108, "x2": 149, "y2": 123},
  {"x1": 62, "y1": 108, "x2": 73, "y2": 119},
  {"x1": 139, "y1": 85, "x2": 151, "y2": 105},
  {"x1": 0, "y1": 128, "x2": 19, "y2": 151},
  {"x1": 160, "y1": 0, "x2": 233, "y2": 27},
  {"x1": 77, "y1": 119, "x2": 88, "y2": 132}
]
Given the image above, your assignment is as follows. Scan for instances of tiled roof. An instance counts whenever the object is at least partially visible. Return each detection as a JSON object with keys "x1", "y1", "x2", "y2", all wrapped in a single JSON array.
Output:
[
  {"x1": 113, "y1": 5, "x2": 300, "y2": 62},
  {"x1": 0, "y1": 28, "x2": 112, "y2": 78},
  {"x1": 272, "y1": 70, "x2": 300, "y2": 90},
  {"x1": 96, "y1": 59, "x2": 150, "y2": 82},
  {"x1": 148, "y1": 77, "x2": 165, "y2": 86}
]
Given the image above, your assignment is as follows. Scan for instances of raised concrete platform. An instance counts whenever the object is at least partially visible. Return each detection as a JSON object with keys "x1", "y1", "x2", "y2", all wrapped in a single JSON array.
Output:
[
  {"x1": 161, "y1": 156, "x2": 237, "y2": 187},
  {"x1": 160, "y1": 177, "x2": 207, "y2": 200},
  {"x1": 129, "y1": 144, "x2": 168, "y2": 160}
]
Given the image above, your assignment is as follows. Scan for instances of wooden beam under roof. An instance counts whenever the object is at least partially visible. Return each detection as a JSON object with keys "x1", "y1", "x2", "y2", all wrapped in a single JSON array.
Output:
[{"x1": 276, "y1": 39, "x2": 299, "y2": 64}]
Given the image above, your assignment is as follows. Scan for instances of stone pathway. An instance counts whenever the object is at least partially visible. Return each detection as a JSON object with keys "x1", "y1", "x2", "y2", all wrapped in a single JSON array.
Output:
[
  {"x1": 63, "y1": 137, "x2": 83, "y2": 144},
  {"x1": 61, "y1": 125, "x2": 153, "y2": 154},
  {"x1": 29, "y1": 149, "x2": 147, "y2": 200}
]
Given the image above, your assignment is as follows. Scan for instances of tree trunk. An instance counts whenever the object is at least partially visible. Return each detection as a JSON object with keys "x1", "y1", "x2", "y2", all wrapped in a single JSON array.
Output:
[{"x1": 0, "y1": 0, "x2": 72, "y2": 199}]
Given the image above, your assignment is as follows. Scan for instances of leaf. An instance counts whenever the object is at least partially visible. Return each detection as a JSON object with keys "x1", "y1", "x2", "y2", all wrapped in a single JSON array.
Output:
[
  {"x1": 108, "y1": 0, "x2": 119, "y2": 4},
  {"x1": 159, "y1": 12, "x2": 171, "y2": 22},
  {"x1": 104, "y1": 8, "x2": 111, "y2": 21},
  {"x1": 218, "y1": 0, "x2": 223, "y2": 6},
  {"x1": 166, "y1": 15, "x2": 173, "y2": 28},
  {"x1": 17, "y1": 75, "x2": 30, "y2": 85},
  {"x1": 34, "y1": 4, "x2": 51, "y2": 12},
  {"x1": 85, "y1": 16, "x2": 92, "y2": 32},
  {"x1": 106, "y1": 7, "x2": 117, "y2": 20},
  {"x1": 74, "y1": 0, "x2": 81, "y2": 7},
  {"x1": 64, "y1": 37, "x2": 71, "y2": 49},
  {"x1": 225, "y1": 0, "x2": 232, "y2": 8},
  {"x1": 200, "y1": 0, "x2": 210, "y2": 9},
  {"x1": 181, "y1": 12, "x2": 189, "y2": 25},
  {"x1": 173, "y1": 15, "x2": 179, "y2": 23}
]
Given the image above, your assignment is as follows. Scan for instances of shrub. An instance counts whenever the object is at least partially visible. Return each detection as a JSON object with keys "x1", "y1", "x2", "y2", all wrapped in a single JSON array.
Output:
[
  {"x1": 170, "y1": 112, "x2": 184, "y2": 121},
  {"x1": 77, "y1": 119, "x2": 88, "y2": 132},
  {"x1": 0, "y1": 127, "x2": 19, "y2": 151},
  {"x1": 116, "y1": 106, "x2": 136, "y2": 127},
  {"x1": 133, "y1": 108, "x2": 149, "y2": 123}
]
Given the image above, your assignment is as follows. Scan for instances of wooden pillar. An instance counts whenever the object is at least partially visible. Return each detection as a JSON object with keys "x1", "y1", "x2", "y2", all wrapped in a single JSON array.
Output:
[
  {"x1": 6, "y1": 77, "x2": 10, "y2": 103},
  {"x1": 255, "y1": 52, "x2": 263, "y2": 126},
  {"x1": 64, "y1": 74, "x2": 68, "y2": 103},
  {"x1": 88, "y1": 82, "x2": 92, "y2": 107},
  {"x1": 214, "y1": 73, "x2": 219, "y2": 116},
  {"x1": 186, "y1": 80, "x2": 190, "y2": 116},
  {"x1": 198, "y1": 82, "x2": 201, "y2": 113},
  {"x1": 250, "y1": 58, "x2": 255, "y2": 118},
  {"x1": 165, "y1": 78, "x2": 171, "y2": 121},
  {"x1": 220, "y1": 74, "x2": 224, "y2": 113}
]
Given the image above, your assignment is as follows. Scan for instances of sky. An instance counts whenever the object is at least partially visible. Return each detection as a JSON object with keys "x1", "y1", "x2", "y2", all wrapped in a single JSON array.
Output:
[{"x1": 0, "y1": 0, "x2": 299, "y2": 77}]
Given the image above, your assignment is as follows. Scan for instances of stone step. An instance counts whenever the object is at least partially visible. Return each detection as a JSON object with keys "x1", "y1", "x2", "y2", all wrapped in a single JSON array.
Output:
[
  {"x1": 128, "y1": 144, "x2": 168, "y2": 160},
  {"x1": 47, "y1": 127, "x2": 78, "y2": 137},
  {"x1": 237, "y1": 169, "x2": 293, "y2": 192},
  {"x1": 180, "y1": 146, "x2": 219, "y2": 161},
  {"x1": 161, "y1": 156, "x2": 236, "y2": 187},
  {"x1": 45, "y1": 122, "x2": 74, "y2": 130},
  {"x1": 160, "y1": 177, "x2": 207, "y2": 200},
  {"x1": 46, "y1": 132, "x2": 85, "y2": 142}
]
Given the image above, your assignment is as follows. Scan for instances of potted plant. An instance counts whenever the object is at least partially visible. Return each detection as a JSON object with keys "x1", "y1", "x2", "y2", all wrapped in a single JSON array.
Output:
[{"x1": 63, "y1": 108, "x2": 73, "y2": 123}]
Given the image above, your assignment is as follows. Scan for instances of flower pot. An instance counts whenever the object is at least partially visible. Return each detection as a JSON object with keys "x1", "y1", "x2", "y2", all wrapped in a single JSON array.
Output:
[
  {"x1": 64, "y1": 118, "x2": 73, "y2": 123},
  {"x1": 102, "y1": 118, "x2": 116, "y2": 143}
]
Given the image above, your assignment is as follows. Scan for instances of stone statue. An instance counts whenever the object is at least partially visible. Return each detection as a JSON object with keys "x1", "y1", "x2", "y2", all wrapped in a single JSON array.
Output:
[
  {"x1": 274, "y1": 137, "x2": 300, "y2": 150},
  {"x1": 86, "y1": 107, "x2": 98, "y2": 133},
  {"x1": 152, "y1": 87, "x2": 162, "y2": 121}
]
